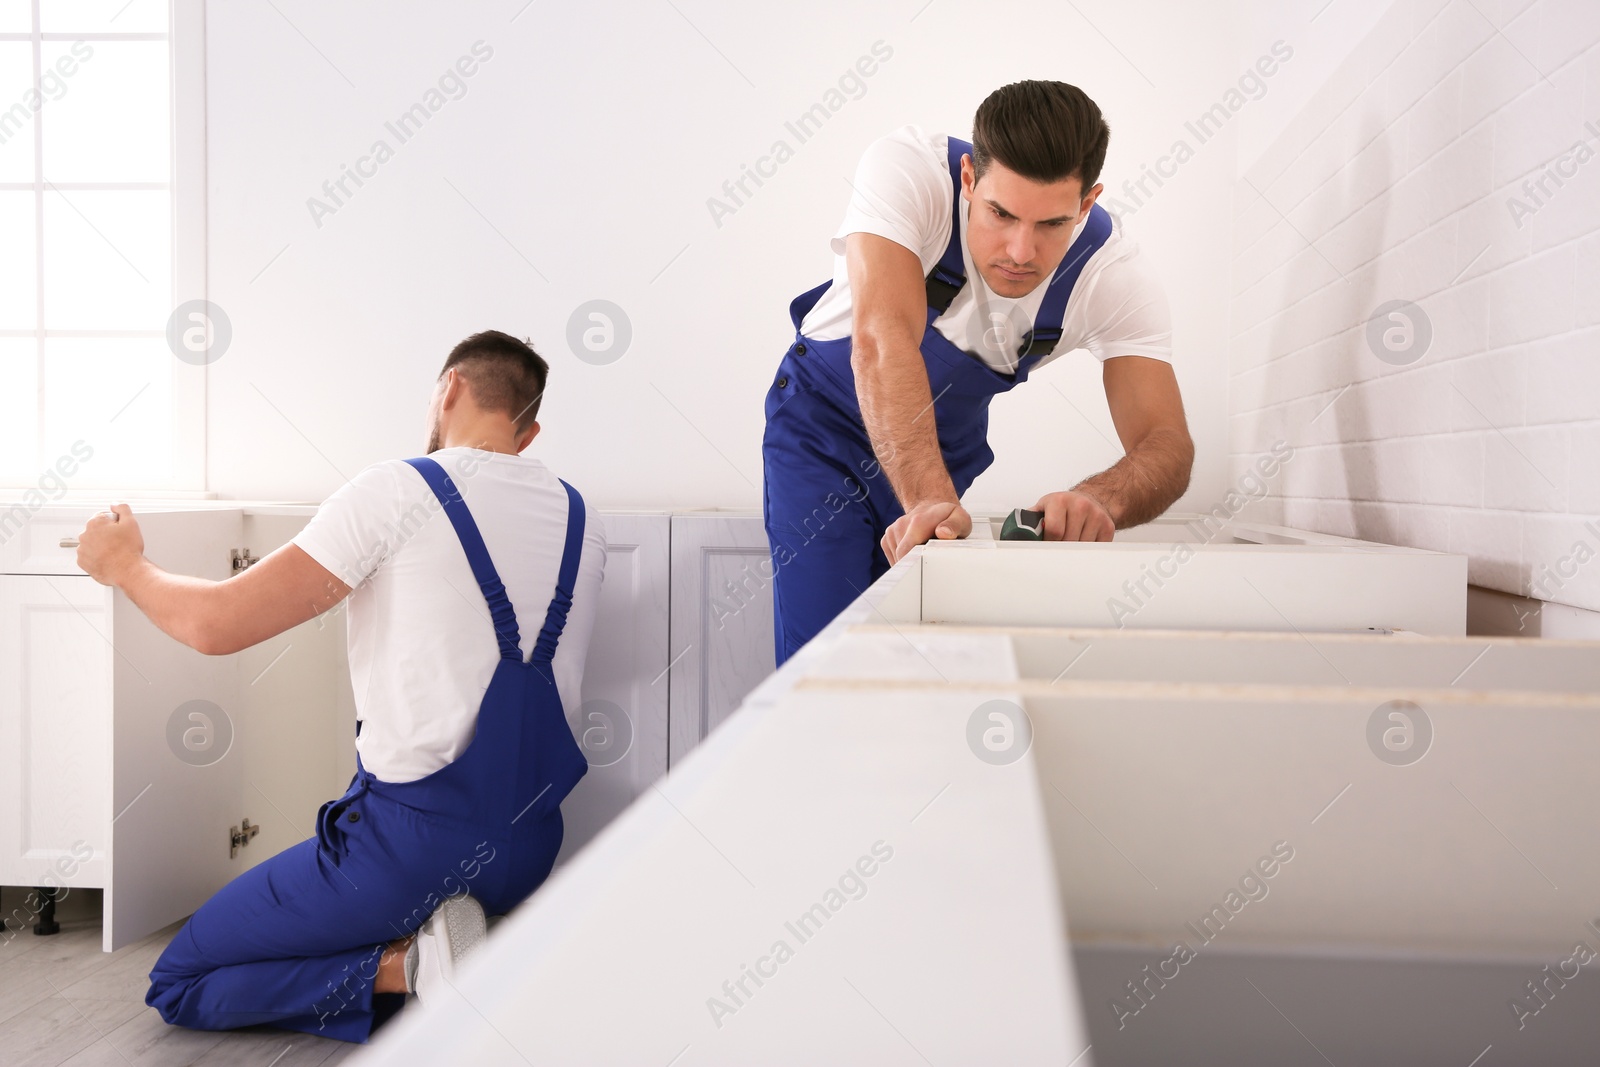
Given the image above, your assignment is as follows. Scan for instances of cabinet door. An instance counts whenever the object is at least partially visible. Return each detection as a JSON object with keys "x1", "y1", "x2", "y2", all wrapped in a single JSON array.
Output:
[
  {"x1": 555, "y1": 513, "x2": 671, "y2": 865},
  {"x1": 233, "y1": 511, "x2": 357, "y2": 873},
  {"x1": 667, "y1": 514, "x2": 776, "y2": 765},
  {"x1": 0, "y1": 575, "x2": 113, "y2": 893},
  {"x1": 106, "y1": 510, "x2": 245, "y2": 951}
]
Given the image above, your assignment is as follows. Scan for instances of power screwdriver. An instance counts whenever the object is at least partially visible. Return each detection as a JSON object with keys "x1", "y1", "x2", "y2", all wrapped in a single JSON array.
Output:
[{"x1": 1000, "y1": 508, "x2": 1045, "y2": 541}]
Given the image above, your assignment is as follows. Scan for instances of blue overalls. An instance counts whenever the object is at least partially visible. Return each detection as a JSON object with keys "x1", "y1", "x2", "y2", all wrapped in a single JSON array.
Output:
[
  {"x1": 761, "y1": 136, "x2": 1114, "y2": 665},
  {"x1": 146, "y1": 456, "x2": 590, "y2": 1043}
]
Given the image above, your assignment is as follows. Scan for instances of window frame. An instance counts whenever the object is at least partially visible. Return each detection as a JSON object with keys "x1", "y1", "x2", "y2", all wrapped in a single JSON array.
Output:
[{"x1": 0, "y1": 0, "x2": 208, "y2": 494}]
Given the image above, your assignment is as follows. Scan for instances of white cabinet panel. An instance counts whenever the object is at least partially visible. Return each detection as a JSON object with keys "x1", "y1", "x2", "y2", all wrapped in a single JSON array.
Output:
[
  {"x1": 0, "y1": 575, "x2": 112, "y2": 892},
  {"x1": 919, "y1": 538, "x2": 1466, "y2": 635},
  {"x1": 791, "y1": 622, "x2": 1600, "y2": 957},
  {"x1": 234, "y1": 510, "x2": 357, "y2": 873},
  {"x1": 0, "y1": 510, "x2": 93, "y2": 574},
  {"x1": 667, "y1": 513, "x2": 775, "y2": 766},
  {"x1": 106, "y1": 509, "x2": 246, "y2": 952},
  {"x1": 556, "y1": 513, "x2": 670, "y2": 865},
  {"x1": 351, "y1": 686, "x2": 1087, "y2": 1067},
  {"x1": 1, "y1": 506, "x2": 355, "y2": 951}
]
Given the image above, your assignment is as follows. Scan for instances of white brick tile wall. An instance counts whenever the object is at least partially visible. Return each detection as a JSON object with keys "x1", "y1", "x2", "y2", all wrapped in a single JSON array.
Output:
[
  {"x1": 1500, "y1": 2, "x2": 1548, "y2": 69},
  {"x1": 1451, "y1": 349, "x2": 1526, "y2": 430},
  {"x1": 1566, "y1": 423, "x2": 1600, "y2": 513},
  {"x1": 1584, "y1": 32, "x2": 1600, "y2": 115},
  {"x1": 1366, "y1": 499, "x2": 1455, "y2": 552},
  {"x1": 1460, "y1": 35, "x2": 1544, "y2": 130},
  {"x1": 1419, "y1": 274, "x2": 1491, "y2": 361},
  {"x1": 1576, "y1": 232, "x2": 1600, "y2": 327},
  {"x1": 1523, "y1": 513, "x2": 1600, "y2": 606},
  {"x1": 1486, "y1": 244, "x2": 1575, "y2": 348},
  {"x1": 1423, "y1": 434, "x2": 1487, "y2": 507},
  {"x1": 1434, "y1": 0, "x2": 1499, "y2": 70},
  {"x1": 1425, "y1": 124, "x2": 1496, "y2": 225},
  {"x1": 1406, "y1": 69, "x2": 1464, "y2": 170},
  {"x1": 1526, "y1": 138, "x2": 1600, "y2": 253},
  {"x1": 1448, "y1": 507, "x2": 1524, "y2": 589},
  {"x1": 1530, "y1": 0, "x2": 1600, "y2": 72},
  {"x1": 1454, "y1": 1, "x2": 1533, "y2": 36},
  {"x1": 1389, "y1": 15, "x2": 1452, "y2": 120},
  {"x1": 1454, "y1": 191, "x2": 1534, "y2": 280},
  {"x1": 1488, "y1": 67, "x2": 1587, "y2": 189},
  {"x1": 1231, "y1": 0, "x2": 1600, "y2": 613},
  {"x1": 1522, "y1": 328, "x2": 1600, "y2": 424},
  {"x1": 1388, "y1": 218, "x2": 1461, "y2": 294},
  {"x1": 1481, "y1": 425, "x2": 1569, "y2": 511}
]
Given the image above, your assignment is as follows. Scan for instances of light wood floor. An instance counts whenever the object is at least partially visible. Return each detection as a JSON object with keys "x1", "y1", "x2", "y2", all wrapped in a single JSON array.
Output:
[{"x1": 0, "y1": 903, "x2": 363, "y2": 1067}]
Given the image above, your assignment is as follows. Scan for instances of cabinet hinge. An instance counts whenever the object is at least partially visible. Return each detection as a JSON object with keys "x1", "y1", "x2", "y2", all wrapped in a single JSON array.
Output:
[
  {"x1": 229, "y1": 818, "x2": 260, "y2": 858},
  {"x1": 231, "y1": 548, "x2": 259, "y2": 573}
]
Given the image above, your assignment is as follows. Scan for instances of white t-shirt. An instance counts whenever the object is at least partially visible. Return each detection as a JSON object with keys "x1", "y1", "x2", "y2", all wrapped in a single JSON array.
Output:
[
  {"x1": 292, "y1": 447, "x2": 606, "y2": 784},
  {"x1": 801, "y1": 125, "x2": 1173, "y2": 373}
]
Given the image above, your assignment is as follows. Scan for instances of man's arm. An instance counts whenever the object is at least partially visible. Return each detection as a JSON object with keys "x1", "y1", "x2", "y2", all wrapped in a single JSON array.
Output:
[
  {"x1": 847, "y1": 232, "x2": 973, "y2": 563},
  {"x1": 1036, "y1": 355, "x2": 1193, "y2": 539},
  {"x1": 76, "y1": 504, "x2": 352, "y2": 656}
]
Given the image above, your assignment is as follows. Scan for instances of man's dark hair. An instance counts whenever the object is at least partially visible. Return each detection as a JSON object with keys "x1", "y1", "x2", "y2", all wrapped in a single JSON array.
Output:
[
  {"x1": 439, "y1": 330, "x2": 549, "y2": 432},
  {"x1": 971, "y1": 80, "x2": 1110, "y2": 191}
]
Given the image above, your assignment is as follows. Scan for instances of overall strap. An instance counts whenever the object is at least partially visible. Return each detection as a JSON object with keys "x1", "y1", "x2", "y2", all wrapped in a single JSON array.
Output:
[
  {"x1": 403, "y1": 457, "x2": 522, "y2": 661},
  {"x1": 1018, "y1": 202, "x2": 1114, "y2": 358},
  {"x1": 529, "y1": 480, "x2": 586, "y2": 665},
  {"x1": 924, "y1": 135, "x2": 971, "y2": 315}
]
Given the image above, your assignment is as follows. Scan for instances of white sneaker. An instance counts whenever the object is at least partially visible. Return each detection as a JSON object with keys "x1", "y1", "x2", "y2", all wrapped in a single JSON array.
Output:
[{"x1": 406, "y1": 893, "x2": 487, "y2": 1004}]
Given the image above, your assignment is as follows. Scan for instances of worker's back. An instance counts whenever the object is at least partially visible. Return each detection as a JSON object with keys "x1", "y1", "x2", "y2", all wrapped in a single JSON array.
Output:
[{"x1": 291, "y1": 445, "x2": 607, "y2": 784}]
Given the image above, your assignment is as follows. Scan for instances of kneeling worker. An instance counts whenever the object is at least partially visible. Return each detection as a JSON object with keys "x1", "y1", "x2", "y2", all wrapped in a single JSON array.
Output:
[{"x1": 73, "y1": 330, "x2": 606, "y2": 1042}]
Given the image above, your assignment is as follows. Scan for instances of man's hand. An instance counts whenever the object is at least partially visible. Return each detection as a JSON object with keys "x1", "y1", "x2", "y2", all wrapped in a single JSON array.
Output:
[
  {"x1": 1032, "y1": 490, "x2": 1116, "y2": 542},
  {"x1": 76, "y1": 503, "x2": 146, "y2": 587},
  {"x1": 881, "y1": 501, "x2": 972, "y2": 565}
]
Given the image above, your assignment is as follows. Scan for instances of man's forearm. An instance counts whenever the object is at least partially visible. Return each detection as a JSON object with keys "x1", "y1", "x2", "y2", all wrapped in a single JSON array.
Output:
[
  {"x1": 116, "y1": 557, "x2": 223, "y2": 654},
  {"x1": 852, "y1": 333, "x2": 956, "y2": 508},
  {"x1": 1073, "y1": 426, "x2": 1194, "y2": 528}
]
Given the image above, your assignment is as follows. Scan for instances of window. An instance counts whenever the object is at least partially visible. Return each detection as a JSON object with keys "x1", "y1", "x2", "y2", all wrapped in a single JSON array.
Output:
[{"x1": 1, "y1": 0, "x2": 204, "y2": 492}]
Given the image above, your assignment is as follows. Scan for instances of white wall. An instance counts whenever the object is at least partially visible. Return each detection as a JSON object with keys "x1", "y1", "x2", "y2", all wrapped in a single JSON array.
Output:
[
  {"x1": 1229, "y1": 0, "x2": 1600, "y2": 613},
  {"x1": 202, "y1": 0, "x2": 1238, "y2": 516},
  {"x1": 1235, "y1": 0, "x2": 1401, "y2": 174}
]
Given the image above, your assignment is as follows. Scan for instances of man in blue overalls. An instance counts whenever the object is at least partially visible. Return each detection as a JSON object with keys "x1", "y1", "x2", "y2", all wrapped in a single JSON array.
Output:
[
  {"x1": 763, "y1": 80, "x2": 1195, "y2": 664},
  {"x1": 73, "y1": 331, "x2": 604, "y2": 1042}
]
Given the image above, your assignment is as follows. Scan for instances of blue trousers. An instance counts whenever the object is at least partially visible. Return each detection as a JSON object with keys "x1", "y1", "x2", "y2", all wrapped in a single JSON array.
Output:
[{"x1": 146, "y1": 792, "x2": 562, "y2": 1043}]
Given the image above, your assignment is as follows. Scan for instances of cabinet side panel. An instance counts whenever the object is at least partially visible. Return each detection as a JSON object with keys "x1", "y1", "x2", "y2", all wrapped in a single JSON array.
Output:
[
  {"x1": 556, "y1": 514, "x2": 671, "y2": 866},
  {"x1": 0, "y1": 575, "x2": 112, "y2": 891}
]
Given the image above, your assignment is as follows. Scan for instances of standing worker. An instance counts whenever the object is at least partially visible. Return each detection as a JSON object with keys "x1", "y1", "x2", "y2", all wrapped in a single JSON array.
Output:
[
  {"x1": 762, "y1": 80, "x2": 1194, "y2": 664},
  {"x1": 73, "y1": 331, "x2": 606, "y2": 1042}
]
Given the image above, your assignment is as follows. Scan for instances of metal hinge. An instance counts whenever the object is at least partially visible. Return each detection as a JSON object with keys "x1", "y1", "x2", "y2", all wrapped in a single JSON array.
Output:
[
  {"x1": 229, "y1": 818, "x2": 259, "y2": 858},
  {"x1": 231, "y1": 548, "x2": 259, "y2": 573}
]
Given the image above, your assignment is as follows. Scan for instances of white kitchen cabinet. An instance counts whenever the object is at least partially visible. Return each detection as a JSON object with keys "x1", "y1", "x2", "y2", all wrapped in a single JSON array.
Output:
[
  {"x1": 350, "y1": 534, "x2": 1595, "y2": 1067},
  {"x1": 797, "y1": 621, "x2": 1600, "y2": 957},
  {"x1": 670, "y1": 512, "x2": 1466, "y2": 762},
  {"x1": 1, "y1": 504, "x2": 679, "y2": 949},
  {"x1": 2, "y1": 500, "x2": 1474, "y2": 969},
  {"x1": 351, "y1": 683, "x2": 1087, "y2": 1067},
  {"x1": 0, "y1": 507, "x2": 264, "y2": 951},
  {"x1": 0, "y1": 574, "x2": 114, "y2": 894},
  {"x1": 0, "y1": 504, "x2": 356, "y2": 951},
  {"x1": 556, "y1": 512, "x2": 671, "y2": 864},
  {"x1": 932, "y1": 514, "x2": 1468, "y2": 634},
  {"x1": 667, "y1": 511, "x2": 776, "y2": 765}
]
